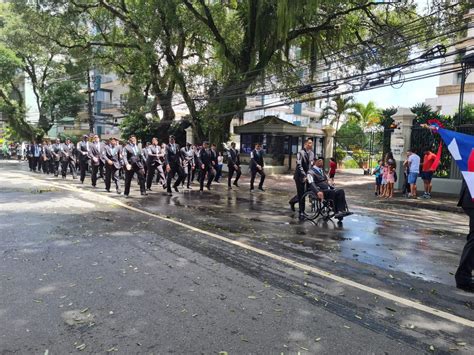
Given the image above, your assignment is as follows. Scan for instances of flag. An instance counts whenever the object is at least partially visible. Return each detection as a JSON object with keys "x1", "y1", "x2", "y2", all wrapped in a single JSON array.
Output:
[
  {"x1": 430, "y1": 140, "x2": 443, "y2": 171},
  {"x1": 438, "y1": 128, "x2": 474, "y2": 198}
]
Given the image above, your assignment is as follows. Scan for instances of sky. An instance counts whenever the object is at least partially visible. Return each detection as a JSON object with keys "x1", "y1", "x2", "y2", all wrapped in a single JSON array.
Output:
[{"x1": 354, "y1": 75, "x2": 438, "y2": 109}]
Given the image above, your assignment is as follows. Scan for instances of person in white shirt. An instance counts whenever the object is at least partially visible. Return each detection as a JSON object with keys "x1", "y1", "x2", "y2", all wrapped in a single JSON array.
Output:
[{"x1": 405, "y1": 148, "x2": 420, "y2": 198}]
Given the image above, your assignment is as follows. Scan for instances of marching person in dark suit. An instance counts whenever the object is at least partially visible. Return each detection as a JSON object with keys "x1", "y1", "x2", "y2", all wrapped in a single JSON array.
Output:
[
  {"x1": 181, "y1": 143, "x2": 195, "y2": 189},
  {"x1": 165, "y1": 135, "x2": 186, "y2": 196},
  {"x1": 307, "y1": 157, "x2": 351, "y2": 219},
  {"x1": 77, "y1": 135, "x2": 90, "y2": 183},
  {"x1": 122, "y1": 135, "x2": 147, "y2": 197},
  {"x1": 41, "y1": 140, "x2": 53, "y2": 174},
  {"x1": 51, "y1": 138, "x2": 62, "y2": 177},
  {"x1": 249, "y1": 143, "x2": 265, "y2": 192},
  {"x1": 197, "y1": 141, "x2": 215, "y2": 191},
  {"x1": 28, "y1": 141, "x2": 41, "y2": 172},
  {"x1": 289, "y1": 138, "x2": 315, "y2": 220},
  {"x1": 142, "y1": 141, "x2": 150, "y2": 179},
  {"x1": 102, "y1": 137, "x2": 122, "y2": 194},
  {"x1": 146, "y1": 138, "x2": 162, "y2": 191},
  {"x1": 455, "y1": 180, "x2": 474, "y2": 292},
  {"x1": 88, "y1": 134, "x2": 104, "y2": 188},
  {"x1": 227, "y1": 142, "x2": 241, "y2": 189},
  {"x1": 60, "y1": 138, "x2": 77, "y2": 179}
]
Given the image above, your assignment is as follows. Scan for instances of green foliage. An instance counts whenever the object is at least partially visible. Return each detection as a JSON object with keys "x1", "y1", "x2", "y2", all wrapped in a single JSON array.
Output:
[
  {"x1": 343, "y1": 158, "x2": 359, "y2": 169},
  {"x1": 322, "y1": 96, "x2": 357, "y2": 131},
  {"x1": 350, "y1": 101, "x2": 381, "y2": 128},
  {"x1": 334, "y1": 147, "x2": 346, "y2": 163},
  {"x1": 336, "y1": 120, "x2": 367, "y2": 152}
]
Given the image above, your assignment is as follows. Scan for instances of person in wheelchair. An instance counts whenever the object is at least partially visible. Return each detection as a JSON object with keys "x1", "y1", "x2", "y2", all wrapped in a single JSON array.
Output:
[{"x1": 307, "y1": 157, "x2": 352, "y2": 219}]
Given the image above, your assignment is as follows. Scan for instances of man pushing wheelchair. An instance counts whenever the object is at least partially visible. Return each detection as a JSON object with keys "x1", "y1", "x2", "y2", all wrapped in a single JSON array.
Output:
[{"x1": 289, "y1": 138, "x2": 351, "y2": 222}]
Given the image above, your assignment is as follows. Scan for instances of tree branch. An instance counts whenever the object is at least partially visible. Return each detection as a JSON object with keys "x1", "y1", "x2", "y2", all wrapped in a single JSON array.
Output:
[{"x1": 182, "y1": 0, "x2": 237, "y2": 66}]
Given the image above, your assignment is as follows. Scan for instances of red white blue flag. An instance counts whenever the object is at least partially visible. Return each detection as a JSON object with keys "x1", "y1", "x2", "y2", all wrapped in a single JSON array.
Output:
[{"x1": 437, "y1": 128, "x2": 474, "y2": 197}]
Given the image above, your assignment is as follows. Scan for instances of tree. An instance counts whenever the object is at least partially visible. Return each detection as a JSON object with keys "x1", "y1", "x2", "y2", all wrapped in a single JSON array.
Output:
[
  {"x1": 182, "y1": 0, "x2": 440, "y2": 144},
  {"x1": 0, "y1": 2, "x2": 85, "y2": 135},
  {"x1": 322, "y1": 96, "x2": 357, "y2": 131},
  {"x1": 0, "y1": 44, "x2": 36, "y2": 139},
  {"x1": 350, "y1": 101, "x2": 380, "y2": 128}
]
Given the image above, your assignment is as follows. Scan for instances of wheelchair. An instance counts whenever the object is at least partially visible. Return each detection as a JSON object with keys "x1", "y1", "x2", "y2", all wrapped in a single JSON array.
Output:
[{"x1": 300, "y1": 188, "x2": 349, "y2": 223}]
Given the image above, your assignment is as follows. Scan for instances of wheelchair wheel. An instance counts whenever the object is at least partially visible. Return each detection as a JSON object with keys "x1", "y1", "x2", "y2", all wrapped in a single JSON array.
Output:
[
  {"x1": 301, "y1": 191, "x2": 320, "y2": 220},
  {"x1": 318, "y1": 199, "x2": 336, "y2": 221}
]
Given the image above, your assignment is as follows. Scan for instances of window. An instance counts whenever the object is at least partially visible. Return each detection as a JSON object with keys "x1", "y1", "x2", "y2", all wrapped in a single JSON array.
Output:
[{"x1": 455, "y1": 73, "x2": 463, "y2": 85}]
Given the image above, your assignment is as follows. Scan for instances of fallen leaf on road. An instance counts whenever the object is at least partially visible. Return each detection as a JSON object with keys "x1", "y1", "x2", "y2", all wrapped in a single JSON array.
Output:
[
  {"x1": 355, "y1": 315, "x2": 362, "y2": 320},
  {"x1": 240, "y1": 336, "x2": 249, "y2": 342},
  {"x1": 343, "y1": 325, "x2": 351, "y2": 329},
  {"x1": 315, "y1": 338, "x2": 321, "y2": 342},
  {"x1": 247, "y1": 296, "x2": 257, "y2": 299},
  {"x1": 385, "y1": 307, "x2": 397, "y2": 312},
  {"x1": 218, "y1": 352, "x2": 228, "y2": 355},
  {"x1": 389, "y1": 274, "x2": 394, "y2": 279},
  {"x1": 429, "y1": 345, "x2": 435, "y2": 351},
  {"x1": 106, "y1": 347, "x2": 118, "y2": 352},
  {"x1": 299, "y1": 346, "x2": 309, "y2": 351},
  {"x1": 33, "y1": 299, "x2": 43, "y2": 303},
  {"x1": 44, "y1": 350, "x2": 49, "y2": 355},
  {"x1": 80, "y1": 308, "x2": 89, "y2": 314},
  {"x1": 76, "y1": 344, "x2": 86, "y2": 351},
  {"x1": 456, "y1": 342, "x2": 466, "y2": 346}
]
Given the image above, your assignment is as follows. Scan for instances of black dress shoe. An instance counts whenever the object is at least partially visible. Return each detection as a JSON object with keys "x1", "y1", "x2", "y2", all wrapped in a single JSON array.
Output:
[
  {"x1": 456, "y1": 280, "x2": 474, "y2": 292},
  {"x1": 173, "y1": 186, "x2": 179, "y2": 193},
  {"x1": 233, "y1": 182, "x2": 239, "y2": 187},
  {"x1": 258, "y1": 187, "x2": 265, "y2": 192},
  {"x1": 289, "y1": 202, "x2": 295, "y2": 212},
  {"x1": 206, "y1": 186, "x2": 211, "y2": 191},
  {"x1": 298, "y1": 214, "x2": 305, "y2": 221},
  {"x1": 147, "y1": 188, "x2": 152, "y2": 191}
]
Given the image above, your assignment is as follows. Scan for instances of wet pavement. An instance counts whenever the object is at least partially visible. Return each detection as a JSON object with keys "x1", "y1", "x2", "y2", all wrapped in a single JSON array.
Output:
[{"x1": 1, "y1": 161, "x2": 473, "y2": 354}]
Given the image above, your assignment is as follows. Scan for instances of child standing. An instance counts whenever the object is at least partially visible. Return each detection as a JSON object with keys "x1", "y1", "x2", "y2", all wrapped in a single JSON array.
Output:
[{"x1": 373, "y1": 159, "x2": 383, "y2": 196}]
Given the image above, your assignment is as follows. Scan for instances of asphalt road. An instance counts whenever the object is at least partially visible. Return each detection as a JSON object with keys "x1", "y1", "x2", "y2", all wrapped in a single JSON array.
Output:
[{"x1": 0, "y1": 161, "x2": 473, "y2": 354}]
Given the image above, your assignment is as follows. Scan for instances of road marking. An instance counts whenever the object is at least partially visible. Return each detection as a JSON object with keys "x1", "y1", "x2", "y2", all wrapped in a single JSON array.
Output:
[{"x1": 21, "y1": 173, "x2": 474, "y2": 328}]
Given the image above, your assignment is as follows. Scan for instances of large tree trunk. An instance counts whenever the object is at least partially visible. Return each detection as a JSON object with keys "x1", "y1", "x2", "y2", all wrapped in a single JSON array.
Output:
[{"x1": 156, "y1": 91, "x2": 175, "y2": 122}]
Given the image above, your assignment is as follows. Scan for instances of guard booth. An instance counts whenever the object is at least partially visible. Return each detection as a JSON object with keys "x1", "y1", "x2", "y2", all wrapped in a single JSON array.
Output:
[{"x1": 234, "y1": 116, "x2": 325, "y2": 174}]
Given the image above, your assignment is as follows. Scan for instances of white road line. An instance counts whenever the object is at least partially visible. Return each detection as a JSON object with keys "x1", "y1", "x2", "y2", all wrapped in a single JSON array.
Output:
[{"x1": 26, "y1": 174, "x2": 474, "y2": 328}]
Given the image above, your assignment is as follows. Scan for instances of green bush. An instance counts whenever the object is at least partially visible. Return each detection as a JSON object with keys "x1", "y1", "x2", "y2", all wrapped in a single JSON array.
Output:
[{"x1": 343, "y1": 158, "x2": 360, "y2": 169}]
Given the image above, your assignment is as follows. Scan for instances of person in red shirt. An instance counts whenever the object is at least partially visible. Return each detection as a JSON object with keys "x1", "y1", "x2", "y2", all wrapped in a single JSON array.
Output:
[
  {"x1": 329, "y1": 157, "x2": 337, "y2": 185},
  {"x1": 421, "y1": 148, "x2": 436, "y2": 199}
]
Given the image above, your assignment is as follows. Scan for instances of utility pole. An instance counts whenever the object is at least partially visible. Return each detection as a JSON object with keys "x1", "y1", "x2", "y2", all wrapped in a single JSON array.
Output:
[{"x1": 86, "y1": 69, "x2": 94, "y2": 133}]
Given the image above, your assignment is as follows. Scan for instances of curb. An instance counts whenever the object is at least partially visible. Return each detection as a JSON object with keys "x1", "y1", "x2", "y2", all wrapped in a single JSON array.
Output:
[{"x1": 376, "y1": 198, "x2": 463, "y2": 214}]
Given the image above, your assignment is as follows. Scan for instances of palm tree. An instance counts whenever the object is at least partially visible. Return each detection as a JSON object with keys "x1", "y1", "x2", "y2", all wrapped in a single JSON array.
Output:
[
  {"x1": 350, "y1": 101, "x2": 381, "y2": 128},
  {"x1": 322, "y1": 95, "x2": 357, "y2": 131}
]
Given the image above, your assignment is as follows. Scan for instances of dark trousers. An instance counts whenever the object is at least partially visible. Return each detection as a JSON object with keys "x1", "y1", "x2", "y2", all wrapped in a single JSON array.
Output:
[
  {"x1": 200, "y1": 166, "x2": 215, "y2": 190},
  {"x1": 79, "y1": 160, "x2": 88, "y2": 182},
  {"x1": 290, "y1": 180, "x2": 306, "y2": 213},
  {"x1": 228, "y1": 165, "x2": 241, "y2": 187},
  {"x1": 166, "y1": 164, "x2": 186, "y2": 192},
  {"x1": 124, "y1": 165, "x2": 145, "y2": 195},
  {"x1": 215, "y1": 164, "x2": 223, "y2": 182},
  {"x1": 185, "y1": 163, "x2": 193, "y2": 187},
  {"x1": 456, "y1": 208, "x2": 474, "y2": 285},
  {"x1": 53, "y1": 160, "x2": 60, "y2": 176},
  {"x1": 146, "y1": 163, "x2": 157, "y2": 189},
  {"x1": 28, "y1": 156, "x2": 34, "y2": 170},
  {"x1": 322, "y1": 188, "x2": 347, "y2": 213},
  {"x1": 91, "y1": 164, "x2": 100, "y2": 186},
  {"x1": 105, "y1": 165, "x2": 121, "y2": 192},
  {"x1": 61, "y1": 160, "x2": 76, "y2": 178},
  {"x1": 250, "y1": 168, "x2": 265, "y2": 189},
  {"x1": 33, "y1": 157, "x2": 39, "y2": 171}
]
